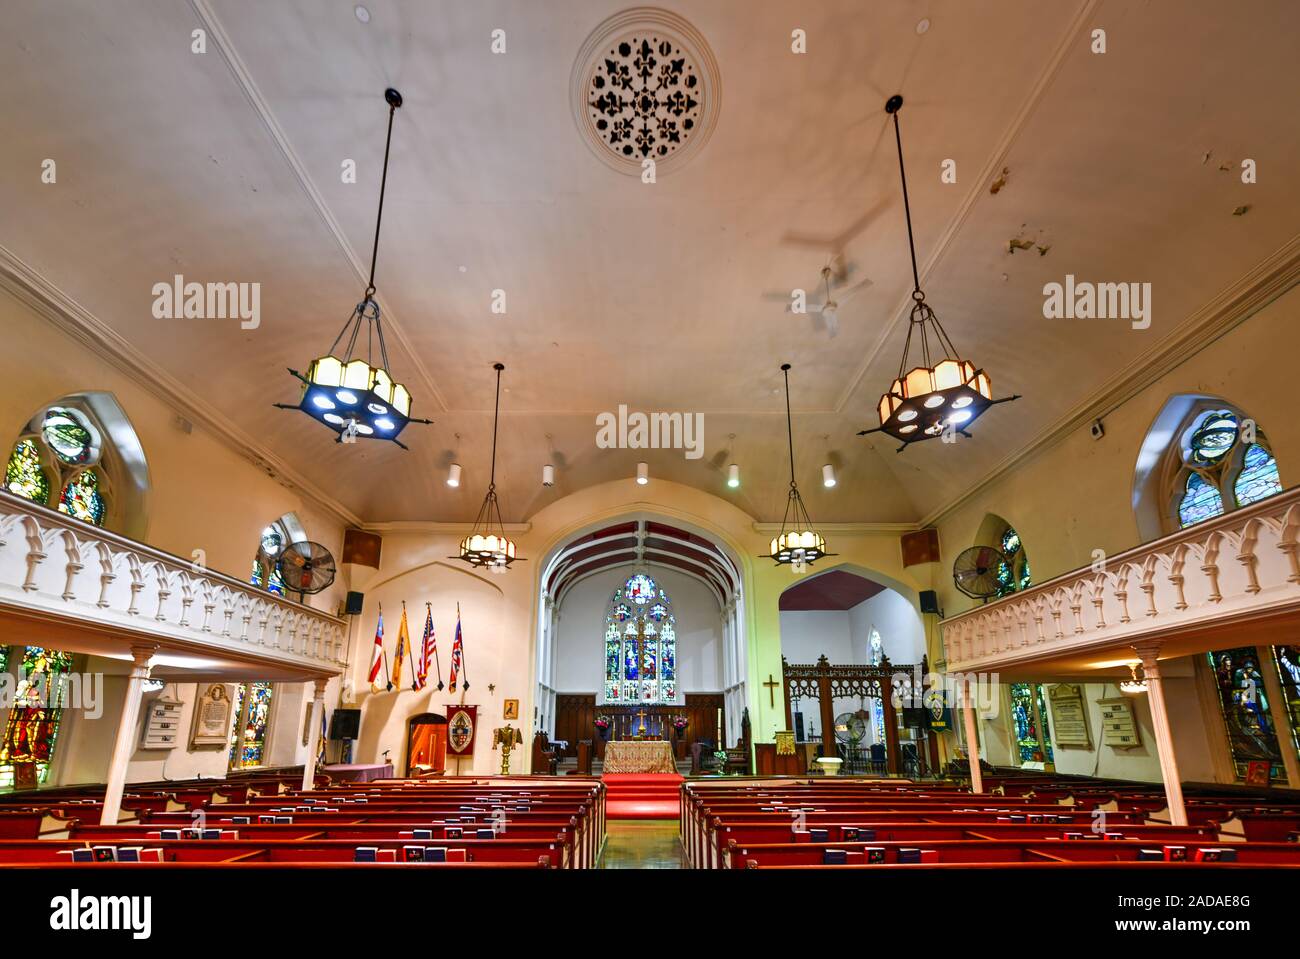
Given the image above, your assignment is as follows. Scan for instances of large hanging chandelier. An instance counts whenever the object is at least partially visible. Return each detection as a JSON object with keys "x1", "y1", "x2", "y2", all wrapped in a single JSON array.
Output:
[
  {"x1": 859, "y1": 95, "x2": 1018, "y2": 451},
  {"x1": 276, "y1": 88, "x2": 430, "y2": 448},
  {"x1": 453, "y1": 363, "x2": 521, "y2": 574},
  {"x1": 764, "y1": 364, "x2": 835, "y2": 573}
]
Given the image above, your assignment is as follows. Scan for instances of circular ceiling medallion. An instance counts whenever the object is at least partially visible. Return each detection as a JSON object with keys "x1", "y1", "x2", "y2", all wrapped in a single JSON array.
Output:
[{"x1": 571, "y1": 7, "x2": 721, "y2": 175}]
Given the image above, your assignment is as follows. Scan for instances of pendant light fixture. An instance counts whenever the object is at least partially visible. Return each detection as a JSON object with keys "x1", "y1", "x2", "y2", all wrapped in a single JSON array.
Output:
[
  {"x1": 764, "y1": 364, "x2": 834, "y2": 572},
  {"x1": 276, "y1": 88, "x2": 430, "y2": 448},
  {"x1": 858, "y1": 95, "x2": 1018, "y2": 451},
  {"x1": 453, "y1": 363, "x2": 521, "y2": 573},
  {"x1": 1119, "y1": 662, "x2": 1148, "y2": 695}
]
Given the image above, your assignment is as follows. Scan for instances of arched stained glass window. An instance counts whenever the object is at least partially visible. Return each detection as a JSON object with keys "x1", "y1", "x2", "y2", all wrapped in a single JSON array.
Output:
[
  {"x1": 228, "y1": 682, "x2": 275, "y2": 769},
  {"x1": 1234, "y1": 444, "x2": 1282, "y2": 507},
  {"x1": 1206, "y1": 648, "x2": 1282, "y2": 781},
  {"x1": 603, "y1": 573, "x2": 676, "y2": 703},
  {"x1": 251, "y1": 521, "x2": 291, "y2": 595},
  {"x1": 0, "y1": 647, "x2": 74, "y2": 789},
  {"x1": 58, "y1": 469, "x2": 106, "y2": 526},
  {"x1": 1010, "y1": 682, "x2": 1053, "y2": 763},
  {"x1": 4, "y1": 439, "x2": 50, "y2": 505},
  {"x1": 41, "y1": 408, "x2": 100, "y2": 466},
  {"x1": 1179, "y1": 472, "x2": 1225, "y2": 527},
  {"x1": 995, "y1": 525, "x2": 1031, "y2": 597}
]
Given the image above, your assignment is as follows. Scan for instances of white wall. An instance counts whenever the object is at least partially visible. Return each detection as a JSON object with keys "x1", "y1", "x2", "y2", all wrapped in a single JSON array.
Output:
[
  {"x1": 780, "y1": 588, "x2": 925, "y2": 667},
  {"x1": 552, "y1": 565, "x2": 724, "y2": 702}
]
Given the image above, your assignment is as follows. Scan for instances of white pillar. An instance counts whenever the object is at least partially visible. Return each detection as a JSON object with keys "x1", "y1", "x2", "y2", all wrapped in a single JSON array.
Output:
[
  {"x1": 301, "y1": 677, "x2": 330, "y2": 791},
  {"x1": 100, "y1": 645, "x2": 157, "y2": 825},
  {"x1": 1134, "y1": 643, "x2": 1187, "y2": 826},
  {"x1": 961, "y1": 700, "x2": 984, "y2": 794}
]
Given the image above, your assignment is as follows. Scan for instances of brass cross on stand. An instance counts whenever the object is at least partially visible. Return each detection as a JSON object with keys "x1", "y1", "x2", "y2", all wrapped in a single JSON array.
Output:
[{"x1": 763, "y1": 674, "x2": 780, "y2": 708}]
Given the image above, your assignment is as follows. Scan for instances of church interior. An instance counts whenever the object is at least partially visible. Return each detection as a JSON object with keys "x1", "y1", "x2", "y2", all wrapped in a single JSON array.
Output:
[{"x1": 2, "y1": 0, "x2": 1299, "y2": 934}]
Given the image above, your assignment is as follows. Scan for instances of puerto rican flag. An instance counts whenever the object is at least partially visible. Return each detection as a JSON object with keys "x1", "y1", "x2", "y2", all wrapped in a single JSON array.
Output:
[{"x1": 366, "y1": 609, "x2": 385, "y2": 684}]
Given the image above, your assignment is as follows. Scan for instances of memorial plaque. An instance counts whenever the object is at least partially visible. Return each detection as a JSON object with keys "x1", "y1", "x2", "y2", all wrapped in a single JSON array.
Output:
[
  {"x1": 1047, "y1": 684, "x2": 1091, "y2": 748},
  {"x1": 1098, "y1": 697, "x2": 1141, "y2": 748},
  {"x1": 190, "y1": 683, "x2": 234, "y2": 747}
]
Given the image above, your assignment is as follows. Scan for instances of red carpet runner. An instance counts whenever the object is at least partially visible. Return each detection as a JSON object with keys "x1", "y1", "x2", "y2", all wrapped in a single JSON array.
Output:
[{"x1": 602, "y1": 773, "x2": 684, "y2": 820}]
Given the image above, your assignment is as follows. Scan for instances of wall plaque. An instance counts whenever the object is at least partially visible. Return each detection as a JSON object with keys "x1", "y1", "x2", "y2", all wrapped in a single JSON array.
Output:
[
  {"x1": 1098, "y1": 697, "x2": 1142, "y2": 749},
  {"x1": 190, "y1": 683, "x2": 234, "y2": 747},
  {"x1": 142, "y1": 697, "x2": 183, "y2": 750},
  {"x1": 1047, "y1": 684, "x2": 1091, "y2": 748}
]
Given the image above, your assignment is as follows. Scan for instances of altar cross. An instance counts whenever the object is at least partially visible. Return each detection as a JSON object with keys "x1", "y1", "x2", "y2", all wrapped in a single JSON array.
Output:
[{"x1": 763, "y1": 674, "x2": 780, "y2": 708}]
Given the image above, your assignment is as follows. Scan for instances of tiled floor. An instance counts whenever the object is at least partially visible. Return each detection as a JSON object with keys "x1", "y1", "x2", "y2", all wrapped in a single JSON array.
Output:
[{"x1": 600, "y1": 820, "x2": 685, "y2": 869}]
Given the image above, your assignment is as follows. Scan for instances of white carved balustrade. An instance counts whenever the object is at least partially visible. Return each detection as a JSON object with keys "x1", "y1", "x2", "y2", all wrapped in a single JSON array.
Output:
[
  {"x1": 942, "y1": 486, "x2": 1300, "y2": 672},
  {"x1": 0, "y1": 491, "x2": 346, "y2": 673}
]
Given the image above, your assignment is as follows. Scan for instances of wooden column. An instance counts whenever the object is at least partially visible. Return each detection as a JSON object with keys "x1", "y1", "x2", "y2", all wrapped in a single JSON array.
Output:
[
  {"x1": 817, "y1": 658, "x2": 836, "y2": 759},
  {"x1": 1134, "y1": 642, "x2": 1187, "y2": 826},
  {"x1": 100, "y1": 645, "x2": 157, "y2": 825},
  {"x1": 300, "y1": 677, "x2": 330, "y2": 791},
  {"x1": 961, "y1": 699, "x2": 984, "y2": 794}
]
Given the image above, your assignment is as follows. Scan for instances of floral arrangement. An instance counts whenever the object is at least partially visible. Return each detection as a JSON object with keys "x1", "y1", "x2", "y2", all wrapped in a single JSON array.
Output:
[
  {"x1": 672, "y1": 716, "x2": 689, "y2": 731},
  {"x1": 593, "y1": 715, "x2": 611, "y2": 730}
]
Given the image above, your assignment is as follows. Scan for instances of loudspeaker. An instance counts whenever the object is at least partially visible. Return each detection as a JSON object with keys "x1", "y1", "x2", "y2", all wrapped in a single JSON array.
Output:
[
  {"x1": 329, "y1": 708, "x2": 361, "y2": 741},
  {"x1": 345, "y1": 591, "x2": 364, "y2": 615},
  {"x1": 919, "y1": 590, "x2": 941, "y2": 614}
]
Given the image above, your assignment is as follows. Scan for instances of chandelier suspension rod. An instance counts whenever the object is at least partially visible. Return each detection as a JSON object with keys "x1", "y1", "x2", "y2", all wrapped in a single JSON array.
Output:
[
  {"x1": 782, "y1": 363, "x2": 796, "y2": 488},
  {"x1": 887, "y1": 96, "x2": 922, "y2": 297},
  {"x1": 366, "y1": 90, "x2": 401, "y2": 298},
  {"x1": 489, "y1": 363, "x2": 504, "y2": 489}
]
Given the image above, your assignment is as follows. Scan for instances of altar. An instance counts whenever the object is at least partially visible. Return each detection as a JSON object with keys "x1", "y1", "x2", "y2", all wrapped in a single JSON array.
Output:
[{"x1": 602, "y1": 739, "x2": 677, "y2": 774}]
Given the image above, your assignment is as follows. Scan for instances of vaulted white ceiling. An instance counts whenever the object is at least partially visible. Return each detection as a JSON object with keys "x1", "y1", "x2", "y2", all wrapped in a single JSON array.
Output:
[{"x1": 2, "y1": 0, "x2": 1297, "y2": 526}]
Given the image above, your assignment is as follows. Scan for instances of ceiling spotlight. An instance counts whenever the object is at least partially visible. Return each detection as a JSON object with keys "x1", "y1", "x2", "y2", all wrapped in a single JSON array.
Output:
[
  {"x1": 354, "y1": 5, "x2": 371, "y2": 23},
  {"x1": 727, "y1": 463, "x2": 740, "y2": 488},
  {"x1": 822, "y1": 463, "x2": 837, "y2": 488},
  {"x1": 636, "y1": 462, "x2": 649, "y2": 485},
  {"x1": 446, "y1": 463, "x2": 461, "y2": 488},
  {"x1": 542, "y1": 463, "x2": 555, "y2": 487}
]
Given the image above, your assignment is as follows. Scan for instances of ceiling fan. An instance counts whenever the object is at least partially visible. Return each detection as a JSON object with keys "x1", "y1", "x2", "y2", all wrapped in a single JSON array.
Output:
[{"x1": 765, "y1": 261, "x2": 873, "y2": 338}]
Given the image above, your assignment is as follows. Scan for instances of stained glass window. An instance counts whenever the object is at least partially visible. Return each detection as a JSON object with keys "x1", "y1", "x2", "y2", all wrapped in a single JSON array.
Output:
[
  {"x1": 1274, "y1": 645, "x2": 1300, "y2": 761},
  {"x1": 1189, "y1": 411, "x2": 1237, "y2": 466},
  {"x1": 40, "y1": 408, "x2": 98, "y2": 465},
  {"x1": 0, "y1": 646, "x2": 74, "y2": 790},
  {"x1": 4, "y1": 439, "x2": 50, "y2": 505},
  {"x1": 1206, "y1": 648, "x2": 1282, "y2": 781},
  {"x1": 1178, "y1": 472, "x2": 1224, "y2": 528},
  {"x1": 995, "y1": 525, "x2": 1031, "y2": 598},
  {"x1": 228, "y1": 682, "x2": 274, "y2": 769},
  {"x1": 868, "y1": 628, "x2": 883, "y2": 666},
  {"x1": 251, "y1": 523, "x2": 288, "y2": 595},
  {"x1": 1010, "y1": 682, "x2": 1053, "y2": 763},
  {"x1": 58, "y1": 469, "x2": 106, "y2": 526},
  {"x1": 603, "y1": 574, "x2": 676, "y2": 703},
  {"x1": 1234, "y1": 444, "x2": 1282, "y2": 508}
]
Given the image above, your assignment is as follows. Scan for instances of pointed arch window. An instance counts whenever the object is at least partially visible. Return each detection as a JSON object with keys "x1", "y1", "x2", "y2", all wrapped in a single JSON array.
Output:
[
  {"x1": 228, "y1": 682, "x2": 275, "y2": 769},
  {"x1": 4, "y1": 407, "x2": 109, "y2": 528},
  {"x1": 603, "y1": 573, "x2": 677, "y2": 704},
  {"x1": 994, "y1": 525, "x2": 1032, "y2": 597},
  {"x1": 1173, "y1": 409, "x2": 1283, "y2": 529},
  {"x1": 1234, "y1": 444, "x2": 1282, "y2": 508}
]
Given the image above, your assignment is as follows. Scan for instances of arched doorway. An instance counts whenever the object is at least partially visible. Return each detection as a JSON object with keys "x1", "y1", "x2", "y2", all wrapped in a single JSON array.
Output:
[{"x1": 777, "y1": 566, "x2": 928, "y2": 775}]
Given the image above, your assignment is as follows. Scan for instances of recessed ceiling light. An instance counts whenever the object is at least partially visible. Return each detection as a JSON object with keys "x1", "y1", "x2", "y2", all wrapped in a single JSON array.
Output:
[
  {"x1": 354, "y1": 5, "x2": 371, "y2": 24},
  {"x1": 916, "y1": 18, "x2": 931, "y2": 35}
]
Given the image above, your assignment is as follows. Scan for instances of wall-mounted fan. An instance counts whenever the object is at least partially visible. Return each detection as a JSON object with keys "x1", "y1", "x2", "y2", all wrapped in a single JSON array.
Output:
[
  {"x1": 276, "y1": 541, "x2": 337, "y2": 594},
  {"x1": 952, "y1": 545, "x2": 1008, "y2": 601}
]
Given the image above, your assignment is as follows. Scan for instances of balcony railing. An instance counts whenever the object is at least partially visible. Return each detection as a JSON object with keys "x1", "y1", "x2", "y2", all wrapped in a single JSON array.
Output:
[
  {"x1": 941, "y1": 486, "x2": 1300, "y2": 672},
  {"x1": 0, "y1": 491, "x2": 347, "y2": 674}
]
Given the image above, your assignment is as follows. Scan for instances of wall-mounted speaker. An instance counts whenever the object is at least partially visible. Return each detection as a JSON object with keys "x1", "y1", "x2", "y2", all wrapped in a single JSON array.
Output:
[
  {"x1": 345, "y1": 591, "x2": 364, "y2": 615},
  {"x1": 329, "y1": 708, "x2": 361, "y2": 741},
  {"x1": 919, "y1": 590, "x2": 943, "y2": 616}
]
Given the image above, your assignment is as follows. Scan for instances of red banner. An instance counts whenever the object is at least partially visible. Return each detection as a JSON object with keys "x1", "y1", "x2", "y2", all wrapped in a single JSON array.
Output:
[{"x1": 446, "y1": 705, "x2": 478, "y2": 756}]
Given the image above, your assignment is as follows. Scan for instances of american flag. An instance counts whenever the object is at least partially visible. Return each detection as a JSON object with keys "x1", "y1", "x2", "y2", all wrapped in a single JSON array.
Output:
[
  {"x1": 415, "y1": 604, "x2": 435, "y2": 690},
  {"x1": 448, "y1": 606, "x2": 465, "y2": 691}
]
